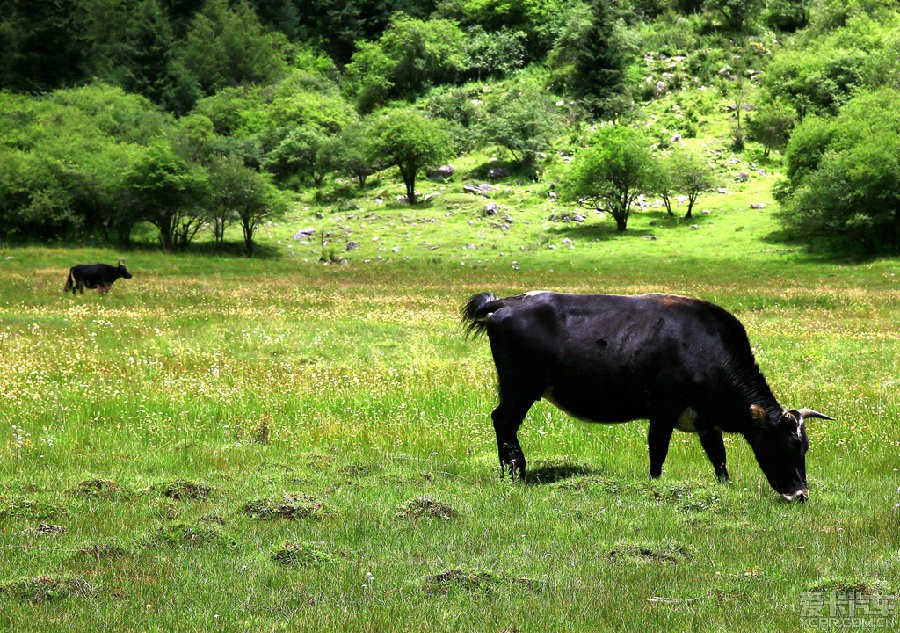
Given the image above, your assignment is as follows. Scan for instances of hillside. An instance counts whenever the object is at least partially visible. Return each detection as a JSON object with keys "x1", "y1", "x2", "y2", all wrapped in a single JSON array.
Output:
[{"x1": 1, "y1": 1, "x2": 898, "y2": 253}]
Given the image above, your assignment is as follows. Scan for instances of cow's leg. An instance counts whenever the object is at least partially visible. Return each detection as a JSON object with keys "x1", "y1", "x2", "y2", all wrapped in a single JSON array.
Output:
[
  {"x1": 76, "y1": 280, "x2": 84, "y2": 294},
  {"x1": 491, "y1": 398, "x2": 534, "y2": 481},
  {"x1": 699, "y1": 429, "x2": 730, "y2": 482},
  {"x1": 647, "y1": 419, "x2": 674, "y2": 479}
]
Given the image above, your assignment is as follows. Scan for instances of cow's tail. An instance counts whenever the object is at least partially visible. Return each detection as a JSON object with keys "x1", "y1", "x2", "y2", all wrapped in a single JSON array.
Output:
[
  {"x1": 64, "y1": 268, "x2": 74, "y2": 293},
  {"x1": 461, "y1": 292, "x2": 502, "y2": 338}
]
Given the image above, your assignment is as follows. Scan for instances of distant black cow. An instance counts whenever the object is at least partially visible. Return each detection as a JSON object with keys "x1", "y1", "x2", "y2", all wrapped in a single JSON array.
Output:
[
  {"x1": 462, "y1": 291, "x2": 833, "y2": 502},
  {"x1": 65, "y1": 261, "x2": 133, "y2": 295}
]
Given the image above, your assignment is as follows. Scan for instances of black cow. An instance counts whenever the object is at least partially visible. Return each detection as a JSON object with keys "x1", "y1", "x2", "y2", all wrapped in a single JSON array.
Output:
[
  {"x1": 462, "y1": 291, "x2": 833, "y2": 502},
  {"x1": 65, "y1": 261, "x2": 133, "y2": 295}
]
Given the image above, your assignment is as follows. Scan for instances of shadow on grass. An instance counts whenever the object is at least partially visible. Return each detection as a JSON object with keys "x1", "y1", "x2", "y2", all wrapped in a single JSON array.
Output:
[
  {"x1": 547, "y1": 210, "x2": 711, "y2": 242},
  {"x1": 526, "y1": 462, "x2": 599, "y2": 485},
  {"x1": 760, "y1": 228, "x2": 893, "y2": 264}
]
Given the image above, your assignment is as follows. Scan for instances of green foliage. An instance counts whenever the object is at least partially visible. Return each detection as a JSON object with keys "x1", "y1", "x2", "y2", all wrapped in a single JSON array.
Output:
[
  {"x1": 367, "y1": 108, "x2": 453, "y2": 204},
  {"x1": 476, "y1": 79, "x2": 559, "y2": 176},
  {"x1": 463, "y1": 27, "x2": 527, "y2": 81},
  {"x1": 764, "y1": 0, "x2": 809, "y2": 32},
  {"x1": 746, "y1": 101, "x2": 797, "y2": 156},
  {"x1": 761, "y1": 10, "x2": 899, "y2": 118},
  {"x1": 175, "y1": 0, "x2": 290, "y2": 95},
  {"x1": 124, "y1": 139, "x2": 207, "y2": 250},
  {"x1": 0, "y1": 0, "x2": 88, "y2": 92},
  {"x1": 561, "y1": 125, "x2": 655, "y2": 230},
  {"x1": 331, "y1": 118, "x2": 379, "y2": 187},
  {"x1": 344, "y1": 14, "x2": 466, "y2": 112},
  {"x1": 702, "y1": 0, "x2": 764, "y2": 31},
  {"x1": 207, "y1": 155, "x2": 278, "y2": 254},
  {"x1": 547, "y1": 0, "x2": 635, "y2": 117},
  {"x1": 776, "y1": 89, "x2": 900, "y2": 252},
  {"x1": 436, "y1": 0, "x2": 571, "y2": 59},
  {"x1": 648, "y1": 149, "x2": 717, "y2": 218}
]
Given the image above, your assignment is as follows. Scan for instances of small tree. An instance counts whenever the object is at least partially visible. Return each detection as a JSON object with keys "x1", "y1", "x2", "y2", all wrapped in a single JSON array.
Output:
[
  {"x1": 747, "y1": 102, "x2": 797, "y2": 157},
  {"x1": 704, "y1": 0, "x2": 764, "y2": 31},
  {"x1": 562, "y1": 126, "x2": 654, "y2": 231},
  {"x1": 334, "y1": 119, "x2": 378, "y2": 187},
  {"x1": 263, "y1": 125, "x2": 330, "y2": 188},
  {"x1": 672, "y1": 151, "x2": 717, "y2": 219},
  {"x1": 647, "y1": 157, "x2": 676, "y2": 216},
  {"x1": 124, "y1": 141, "x2": 206, "y2": 250},
  {"x1": 479, "y1": 84, "x2": 558, "y2": 176},
  {"x1": 208, "y1": 155, "x2": 281, "y2": 255},
  {"x1": 368, "y1": 108, "x2": 453, "y2": 205}
]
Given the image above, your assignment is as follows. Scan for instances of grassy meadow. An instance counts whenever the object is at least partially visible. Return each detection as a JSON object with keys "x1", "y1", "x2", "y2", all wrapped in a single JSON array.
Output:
[{"x1": 1, "y1": 171, "x2": 899, "y2": 631}]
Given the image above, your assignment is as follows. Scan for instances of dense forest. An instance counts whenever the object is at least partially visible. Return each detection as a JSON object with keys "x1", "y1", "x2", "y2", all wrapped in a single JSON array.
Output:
[{"x1": 1, "y1": 0, "x2": 897, "y2": 252}]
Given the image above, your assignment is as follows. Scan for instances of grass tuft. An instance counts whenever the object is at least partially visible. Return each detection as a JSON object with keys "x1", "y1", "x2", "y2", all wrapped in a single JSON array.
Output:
[
  {"x1": 807, "y1": 577, "x2": 893, "y2": 596},
  {"x1": 242, "y1": 493, "x2": 326, "y2": 520},
  {"x1": 152, "y1": 478, "x2": 212, "y2": 501},
  {"x1": 607, "y1": 542, "x2": 696, "y2": 564},
  {"x1": 0, "y1": 576, "x2": 97, "y2": 603},
  {"x1": 271, "y1": 541, "x2": 336, "y2": 567},
  {"x1": 0, "y1": 498, "x2": 62, "y2": 521},
  {"x1": 422, "y1": 569, "x2": 544, "y2": 596},
  {"x1": 69, "y1": 478, "x2": 133, "y2": 500},
  {"x1": 143, "y1": 521, "x2": 222, "y2": 547},
  {"x1": 397, "y1": 496, "x2": 457, "y2": 520}
]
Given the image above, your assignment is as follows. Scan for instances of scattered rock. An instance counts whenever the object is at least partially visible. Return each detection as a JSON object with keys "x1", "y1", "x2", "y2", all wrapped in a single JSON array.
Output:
[
  {"x1": 735, "y1": 172, "x2": 749, "y2": 182},
  {"x1": 427, "y1": 165, "x2": 455, "y2": 180},
  {"x1": 643, "y1": 235, "x2": 659, "y2": 240},
  {"x1": 483, "y1": 201, "x2": 499, "y2": 215},
  {"x1": 345, "y1": 241, "x2": 359, "y2": 251},
  {"x1": 487, "y1": 167, "x2": 510, "y2": 179},
  {"x1": 292, "y1": 228, "x2": 315, "y2": 241},
  {"x1": 750, "y1": 203, "x2": 766, "y2": 209},
  {"x1": 34, "y1": 524, "x2": 66, "y2": 536},
  {"x1": 463, "y1": 183, "x2": 495, "y2": 196},
  {"x1": 690, "y1": 225, "x2": 699, "y2": 230}
]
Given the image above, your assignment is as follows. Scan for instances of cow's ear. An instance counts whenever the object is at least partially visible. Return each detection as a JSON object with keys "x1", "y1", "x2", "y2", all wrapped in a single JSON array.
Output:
[{"x1": 749, "y1": 404, "x2": 768, "y2": 427}]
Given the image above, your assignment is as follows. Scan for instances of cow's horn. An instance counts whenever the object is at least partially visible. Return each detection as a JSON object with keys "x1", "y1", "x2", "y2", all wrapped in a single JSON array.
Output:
[{"x1": 797, "y1": 408, "x2": 833, "y2": 421}]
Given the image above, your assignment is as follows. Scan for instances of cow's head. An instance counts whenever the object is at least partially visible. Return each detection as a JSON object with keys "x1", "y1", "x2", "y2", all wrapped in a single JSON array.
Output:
[
  {"x1": 747, "y1": 405, "x2": 833, "y2": 502},
  {"x1": 117, "y1": 259, "x2": 133, "y2": 279}
]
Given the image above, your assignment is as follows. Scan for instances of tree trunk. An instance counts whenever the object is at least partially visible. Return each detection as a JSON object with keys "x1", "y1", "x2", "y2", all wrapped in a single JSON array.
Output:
[
  {"x1": 401, "y1": 168, "x2": 417, "y2": 205},
  {"x1": 685, "y1": 194, "x2": 697, "y2": 219},
  {"x1": 242, "y1": 218, "x2": 255, "y2": 256}
]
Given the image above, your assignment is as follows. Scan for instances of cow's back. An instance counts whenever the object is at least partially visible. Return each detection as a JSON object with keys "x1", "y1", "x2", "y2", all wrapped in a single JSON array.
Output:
[{"x1": 485, "y1": 292, "x2": 757, "y2": 424}]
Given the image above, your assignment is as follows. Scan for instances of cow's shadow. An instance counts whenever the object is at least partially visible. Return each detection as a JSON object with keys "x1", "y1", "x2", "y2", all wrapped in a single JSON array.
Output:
[{"x1": 525, "y1": 462, "x2": 598, "y2": 485}]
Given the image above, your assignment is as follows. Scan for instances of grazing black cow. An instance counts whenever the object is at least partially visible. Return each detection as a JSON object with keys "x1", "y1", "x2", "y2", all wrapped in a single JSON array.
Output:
[
  {"x1": 65, "y1": 261, "x2": 133, "y2": 295},
  {"x1": 462, "y1": 291, "x2": 833, "y2": 502}
]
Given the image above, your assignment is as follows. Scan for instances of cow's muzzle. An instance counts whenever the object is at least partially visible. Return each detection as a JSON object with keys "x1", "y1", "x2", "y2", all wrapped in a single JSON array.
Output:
[{"x1": 781, "y1": 489, "x2": 809, "y2": 503}]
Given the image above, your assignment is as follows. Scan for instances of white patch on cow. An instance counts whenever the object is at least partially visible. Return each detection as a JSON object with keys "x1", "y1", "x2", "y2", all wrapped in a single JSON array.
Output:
[
  {"x1": 524, "y1": 290, "x2": 550, "y2": 297},
  {"x1": 675, "y1": 407, "x2": 699, "y2": 432}
]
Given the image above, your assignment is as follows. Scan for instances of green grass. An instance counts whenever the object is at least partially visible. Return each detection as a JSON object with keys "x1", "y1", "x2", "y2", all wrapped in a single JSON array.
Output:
[{"x1": 1, "y1": 165, "x2": 899, "y2": 631}]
